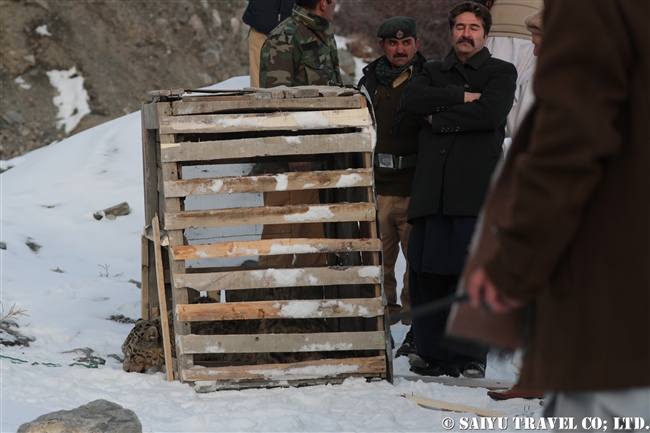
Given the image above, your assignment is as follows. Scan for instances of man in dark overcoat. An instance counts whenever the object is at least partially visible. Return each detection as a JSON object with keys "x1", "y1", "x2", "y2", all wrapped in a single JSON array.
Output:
[{"x1": 403, "y1": 1, "x2": 516, "y2": 378}]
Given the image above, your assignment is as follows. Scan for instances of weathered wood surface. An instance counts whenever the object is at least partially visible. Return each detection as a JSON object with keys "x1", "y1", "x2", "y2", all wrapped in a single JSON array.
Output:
[
  {"x1": 171, "y1": 238, "x2": 381, "y2": 260},
  {"x1": 152, "y1": 215, "x2": 174, "y2": 382},
  {"x1": 161, "y1": 132, "x2": 373, "y2": 163},
  {"x1": 140, "y1": 235, "x2": 150, "y2": 320},
  {"x1": 164, "y1": 202, "x2": 376, "y2": 230},
  {"x1": 142, "y1": 102, "x2": 159, "y2": 130},
  {"x1": 164, "y1": 168, "x2": 372, "y2": 198},
  {"x1": 177, "y1": 298, "x2": 384, "y2": 321},
  {"x1": 182, "y1": 356, "x2": 386, "y2": 381},
  {"x1": 400, "y1": 394, "x2": 507, "y2": 417},
  {"x1": 178, "y1": 331, "x2": 386, "y2": 355},
  {"x1": 159, "y1": 109, "x2": 372, "y2": 134},
  {"x1": 148, "y1": 88, "x2": 186, "y2": 98},
  {"x1": 173, "y1": 95, "x2": 363, "y2": 115},
  {"x1": 174, "y1": 265, "x2": 381, "y2": 291}
]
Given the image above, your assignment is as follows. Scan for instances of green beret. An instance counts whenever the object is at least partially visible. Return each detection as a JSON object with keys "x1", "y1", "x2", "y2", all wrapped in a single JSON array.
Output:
[{"x1": 377, "y1": 16, "x2": 417, "y2": 40}]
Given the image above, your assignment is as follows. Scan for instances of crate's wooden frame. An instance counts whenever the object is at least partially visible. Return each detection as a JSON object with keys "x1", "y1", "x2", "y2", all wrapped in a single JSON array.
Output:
[{"x1": 140, "y1": 86, "x2": 391, "y2": 391}]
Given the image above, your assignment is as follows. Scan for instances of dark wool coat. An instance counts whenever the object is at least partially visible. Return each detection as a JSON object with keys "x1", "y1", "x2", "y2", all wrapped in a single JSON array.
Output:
[
  {"x1": 242, "y1": 0, "x2": 295, "y2": 35},
  {"x1": 404, "y1": 48, "x2": 517, "y2": 220},
  {"x1": 450, "y1": 0, "x2": 650, "y2": 392}
]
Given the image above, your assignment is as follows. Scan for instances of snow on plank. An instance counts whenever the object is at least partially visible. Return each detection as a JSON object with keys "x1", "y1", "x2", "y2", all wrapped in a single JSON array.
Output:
[{"x1": 173, "y1": 266, "x2": 382, "y2": 291}]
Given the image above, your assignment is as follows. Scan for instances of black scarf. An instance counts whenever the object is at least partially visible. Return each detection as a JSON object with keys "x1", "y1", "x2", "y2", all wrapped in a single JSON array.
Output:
[{"x1": 375, "y1": 55, "x2": 421, "y2": 139}]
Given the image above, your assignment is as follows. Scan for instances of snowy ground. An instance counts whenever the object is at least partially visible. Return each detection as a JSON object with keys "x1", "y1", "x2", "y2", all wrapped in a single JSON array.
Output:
[{"x1": 0, "y1": 76, "x2": 544, "y2": 432}]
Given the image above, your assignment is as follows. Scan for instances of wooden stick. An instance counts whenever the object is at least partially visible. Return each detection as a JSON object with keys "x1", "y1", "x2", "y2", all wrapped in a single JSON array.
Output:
[
  {"x1": 400, "y1": 394, "x2": 506, "y2": 417},
  {"x1": 153, "y1": 214, "x2": 174, "y2": 382}
]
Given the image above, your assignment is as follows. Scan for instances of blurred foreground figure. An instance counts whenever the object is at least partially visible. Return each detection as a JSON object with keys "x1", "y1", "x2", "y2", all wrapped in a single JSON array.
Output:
[{"x1": 456, "y1": 0, "x2": 649, "y2": 427}]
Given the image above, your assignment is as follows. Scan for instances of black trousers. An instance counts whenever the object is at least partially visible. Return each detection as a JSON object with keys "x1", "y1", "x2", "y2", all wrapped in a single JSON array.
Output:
[{"x1": 409, "y1": 268, "x2": 488, "y2": 369}]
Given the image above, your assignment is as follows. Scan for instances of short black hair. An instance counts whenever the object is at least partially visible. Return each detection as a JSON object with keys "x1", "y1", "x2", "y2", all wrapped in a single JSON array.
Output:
[
  {"x1": 448, "y1": 2, "x2": 492, "y2": 36},
  {"x1": 296, "y1": 0, "x2": 331, "y2": 10}
]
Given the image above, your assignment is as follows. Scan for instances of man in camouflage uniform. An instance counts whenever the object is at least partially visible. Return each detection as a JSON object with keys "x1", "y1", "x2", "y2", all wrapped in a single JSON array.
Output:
[
  {"x1": 259, "y1": 0, "x2": 341, "y2": 87},
  {"x1": 257, "y1": 0, "x2": 342, "y2": 270}
]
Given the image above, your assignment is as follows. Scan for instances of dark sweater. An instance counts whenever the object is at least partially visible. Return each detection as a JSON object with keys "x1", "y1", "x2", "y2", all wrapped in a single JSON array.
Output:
[
  {"x1": 359, "y1": 53, "x2": 426, "y2": 197},
  {"x1": 242, "y1": 0, "x2": 295, "y2": 35},
  {"x1": 372, "y1": 80, "x2": 421, "y2": 196}
]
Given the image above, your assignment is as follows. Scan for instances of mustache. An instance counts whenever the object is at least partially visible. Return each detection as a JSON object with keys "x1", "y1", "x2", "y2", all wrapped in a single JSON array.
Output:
[
  {"x1": 457, "y1": 36, "x2": 474, "y2": 46},
  {"x1": 393, "y1": 53, "x2": 408, "y2": 58}
]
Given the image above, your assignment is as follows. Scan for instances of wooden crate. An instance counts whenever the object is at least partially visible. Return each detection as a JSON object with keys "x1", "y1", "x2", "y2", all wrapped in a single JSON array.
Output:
[{"x1": 140, "y1": 85, "x2": 391, "y2": 391}]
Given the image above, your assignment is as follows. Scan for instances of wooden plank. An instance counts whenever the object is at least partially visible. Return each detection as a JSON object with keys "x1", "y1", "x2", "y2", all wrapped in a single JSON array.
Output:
[
  {"x1": 164, "y1": 168, "x2": 372, "y2": 197},
  {"x1": 178, "y1": 331, "x2": 386, "y2": 355},
  {"x1": 396, "y1": 375, "x2": 514, "y2": 390},
  {"x1": 172, "y1": 95, "x2": 363, "y2": 116},
  {"x1": 165, "y1": 202, "x2": 376, "y2": 230},
  {"x1": 161, "y1": 132, "x2": 373, "y2": 163},
  {"x1": 153, "y1": 215, "x2": 174, "y2": 382},
  {"x1": 159, "y1": 109, "x2": 372, "y2": 134},
  {"x1": 171, "y1": 238, "x2": 381, "y2": 260},
  {"x1": 142, "y1": 102, "x2": 159, "y2": 130},
  {"x1": 173, "y1": 265, "x2": 382, "y2": 292},
  {"x1": 400, "y1": 394, "x2": 507, "y2": 417},
  {"x1": 140, "y1": 235, "x2": 150, "y2": 320},
  {"x1": 181, "y1": 356, "x2": 386, "y2": 381},
  {"x1": 148, "y1": 88, "x2": 186, "y2": 98},
  {"x1": 141, "y1": 103, "x2": 164, "y2": 319},
  {"x1": 177, "y1": 298, "x2": 385, "y2": 321}
]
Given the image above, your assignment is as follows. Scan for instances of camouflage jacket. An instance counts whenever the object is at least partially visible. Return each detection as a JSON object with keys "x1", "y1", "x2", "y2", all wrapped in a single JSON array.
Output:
[{"x1": 259, "y1": 5, "x2": 341, "y2": 87}]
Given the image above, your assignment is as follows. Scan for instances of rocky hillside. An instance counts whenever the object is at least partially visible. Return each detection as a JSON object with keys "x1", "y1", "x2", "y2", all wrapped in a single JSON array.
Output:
[
  {"x1": 1, "y1": 0, "x2": 253, "y2": 160},
  {"x1": 1, "y1": 0, "x2": 456, "y2": 162}
]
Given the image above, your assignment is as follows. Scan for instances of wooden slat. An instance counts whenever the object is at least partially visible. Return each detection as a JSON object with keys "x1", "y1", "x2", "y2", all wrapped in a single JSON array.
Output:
[
  {"x1": 161, "y1": 132, "x2": 372, "y2": 163},
  {"x1": 178, "y1": 331, "x2": 385, "y2": 355},
  {"x1": 401, "y1": 394, "x2": 507, "y2": 417},
  {"x1": 182, "y1": 356, "x2": 386, "y2": 381},
  {"x1": 152, "y1": 215, "x2": 174, "y2": 382},
  {"x1": 171, "y1": 238, "x2": 381, "y2": 260},
  {"x1": 140, "y1": 235, "x2": 150, "y2": 320},
  {"x1": 173, "y1": 265, "x2": 382, "y2": 292},
  {"x1": 165, "y1": 202, "x2": 375, "y2": 230},
  {"x1": 173, "y1": 95, "x2": 363, "y2": 116},
  {"x1": 159, "y1": 109, "x2": 372, "y2": 134},
  {"x1": 164, "y1": 168, "x2": 372, "y2": 197},
  {"x1": 177, "y1": 298, "x2": 384, "y2": 321}
]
